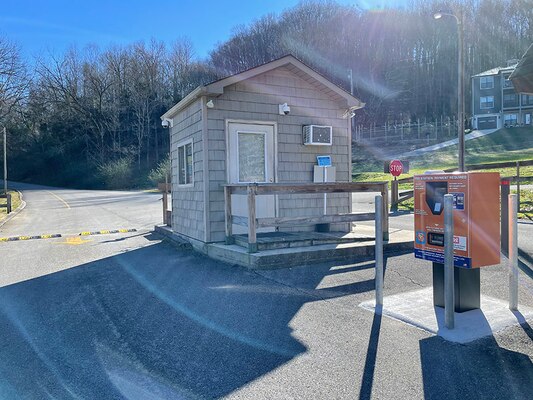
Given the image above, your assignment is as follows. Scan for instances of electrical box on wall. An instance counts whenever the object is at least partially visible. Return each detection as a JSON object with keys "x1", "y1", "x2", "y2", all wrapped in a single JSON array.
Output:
[
  {"x1": 303, "y1": 125, "x2": 332, "y2": 145},
  {"x1": 413, "y1": 172, "x2": 500, "y2": 268}
]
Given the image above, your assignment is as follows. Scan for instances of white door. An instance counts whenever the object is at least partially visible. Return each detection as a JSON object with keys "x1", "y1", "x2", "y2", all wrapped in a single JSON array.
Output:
[{"x1": 228, "y1": 122, "x2": 276, "y2": 234}]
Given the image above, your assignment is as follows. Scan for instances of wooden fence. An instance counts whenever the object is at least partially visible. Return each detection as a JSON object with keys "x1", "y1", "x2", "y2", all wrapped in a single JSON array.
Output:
[{"x1": 224, "y1": 182, "x2": 389, "y2": 253}]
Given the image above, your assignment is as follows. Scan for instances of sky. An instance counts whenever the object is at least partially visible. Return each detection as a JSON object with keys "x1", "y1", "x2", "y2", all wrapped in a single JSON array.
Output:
[{"x1": 1, "y1": 0, "x2": 409, "y2": 61}]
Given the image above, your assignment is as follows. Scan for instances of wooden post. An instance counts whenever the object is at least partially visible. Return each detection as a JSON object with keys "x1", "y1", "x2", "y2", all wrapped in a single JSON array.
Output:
[
  {"x1": 6, "y1": 193, "x2": 11, "y2": 214},
  {"x1": 247, "y1": 184, "x2": 258, "y2": 253},
  {"x1": 162, "y1": 188, "x2": 168, "y2": 225},
  {"x1": 391, "y1": 178, "x2": 398, "y2": 212},
  {"x1": 382, "y1": 182, "x2": 389, "y2": 241},
  {"x1": 224, "y1": 186, "x2": 234, "y2": 244}
]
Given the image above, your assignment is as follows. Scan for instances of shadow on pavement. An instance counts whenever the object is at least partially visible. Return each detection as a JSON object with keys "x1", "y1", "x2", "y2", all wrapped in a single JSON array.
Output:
[
  {"x1": 0, "y1": 241, "x2": 310, "y2": 398},
  {"x1": 0, "y1": 239, "x2": 394, "y2": 399},
  {"x1": 419, "y1": 330, "x2": 533, "y2": 399}
]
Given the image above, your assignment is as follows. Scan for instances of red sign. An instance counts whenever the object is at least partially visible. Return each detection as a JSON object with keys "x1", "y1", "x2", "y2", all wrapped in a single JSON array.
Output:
[{"x1": 389, "y1": 159, "x2": 404, "y2": 177}]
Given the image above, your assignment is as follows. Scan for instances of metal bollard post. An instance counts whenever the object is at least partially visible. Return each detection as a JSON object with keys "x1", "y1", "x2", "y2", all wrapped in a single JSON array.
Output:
[
  {"x1": 444, "y1": 194, "x2": 455, "y2": 329},
  {"x1": 375, "y1": 195, "x2": 384, "y2": 309},
  {"x1": 509, "y1": 194, "x2": 518, "y2": 311},
  {"x1": 500, "y1": 180, "x2": 510, "y2": 256}
]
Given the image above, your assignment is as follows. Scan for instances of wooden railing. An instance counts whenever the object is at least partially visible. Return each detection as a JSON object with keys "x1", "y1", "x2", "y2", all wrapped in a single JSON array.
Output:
[
  {"x1": 158, "y1": 182, "x2": 171, "y2": 226},
  {"x1": 224, "y1": 182, "x2": 389, "y2": 253}
]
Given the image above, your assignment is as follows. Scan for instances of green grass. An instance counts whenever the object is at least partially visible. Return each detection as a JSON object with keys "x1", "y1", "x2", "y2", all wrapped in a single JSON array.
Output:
[
  {"x1": 408, "y1": 126, "x2": 533, "y2": 168},
  {"x1": 353, "y1": 127, "x2": 533, "y2": 174},
  {"x1": 353, "y1": 127, "x2": 533, "y2": 183},
  {"x1": 352, "y1": 127, "x2": 533, "y2": 217},
  {"x1": 516, "y1": 189, "x2": 533, "y2": 220},
  {"x1": 0, "y1": 191, "x2": 21, "y2": 219}
]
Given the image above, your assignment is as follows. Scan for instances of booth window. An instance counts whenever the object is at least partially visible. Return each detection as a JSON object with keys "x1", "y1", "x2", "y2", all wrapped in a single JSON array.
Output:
[{"x1": 177, "y1": 140, "x2": 193, "y2": 186}]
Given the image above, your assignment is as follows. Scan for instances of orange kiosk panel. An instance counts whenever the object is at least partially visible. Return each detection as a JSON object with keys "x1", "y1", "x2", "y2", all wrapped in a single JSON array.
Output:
[{"x1": 414, "y1": 172, "x2": 500, "y2": 268}]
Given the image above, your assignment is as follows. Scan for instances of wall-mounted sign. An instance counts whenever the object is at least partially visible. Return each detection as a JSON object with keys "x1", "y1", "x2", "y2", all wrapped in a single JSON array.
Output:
[{"x1": 317, "y1": 155, "x2": 332, "y2": 167}]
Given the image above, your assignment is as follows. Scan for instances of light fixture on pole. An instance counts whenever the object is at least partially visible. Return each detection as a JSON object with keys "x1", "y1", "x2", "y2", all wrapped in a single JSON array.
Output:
[{"x1": 434, "y1": 10, "x2": 465, "y2": 172}]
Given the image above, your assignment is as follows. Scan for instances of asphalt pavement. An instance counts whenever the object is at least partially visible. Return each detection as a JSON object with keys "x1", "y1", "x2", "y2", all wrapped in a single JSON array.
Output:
[{"x1": 0, "y1": 183, "x2": 531, "y2": 399}]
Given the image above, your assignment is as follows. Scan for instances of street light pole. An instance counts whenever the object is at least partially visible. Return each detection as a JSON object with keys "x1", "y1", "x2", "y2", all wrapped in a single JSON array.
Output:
[
  {"x1": 435, "y1": 10, "x2": 465, "y2": 172},
  {"x1": 457, "y1": 11, "x2": 465, "y2": 172}
]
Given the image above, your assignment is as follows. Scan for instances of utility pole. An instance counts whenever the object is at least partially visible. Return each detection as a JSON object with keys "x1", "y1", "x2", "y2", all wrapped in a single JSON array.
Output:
[{"x1": 3, "y1": 127, "x2": 6, "y2": 195}]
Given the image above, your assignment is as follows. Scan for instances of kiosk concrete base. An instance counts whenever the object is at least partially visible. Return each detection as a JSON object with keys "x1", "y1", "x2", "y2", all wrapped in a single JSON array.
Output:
[
  {"x1": 432, "y1": 262, "x2": 480, "y2": 312},
  {"x1": 360, "y1": 288, "x2": 533, "y2": 344}
]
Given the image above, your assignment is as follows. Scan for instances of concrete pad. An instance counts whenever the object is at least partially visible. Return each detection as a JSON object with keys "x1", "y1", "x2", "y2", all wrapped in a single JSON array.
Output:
[{"x1": 360, "y1": 287, "x2": 533, "y2": 344}]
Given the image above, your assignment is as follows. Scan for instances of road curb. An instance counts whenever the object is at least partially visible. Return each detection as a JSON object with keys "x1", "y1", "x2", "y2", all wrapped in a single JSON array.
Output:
[{"x1": 0, "y1": 190, "x2": 26, "y2": 229}]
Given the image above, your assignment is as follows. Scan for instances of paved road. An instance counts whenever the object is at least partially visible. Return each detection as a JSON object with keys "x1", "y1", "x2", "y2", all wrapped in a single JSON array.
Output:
[
  {"x1": 0, "y1": 184, "x2": 531, "y2": 399},
  {"x1": 0, "y1": 182, "x2": 162, "y2": 286}
]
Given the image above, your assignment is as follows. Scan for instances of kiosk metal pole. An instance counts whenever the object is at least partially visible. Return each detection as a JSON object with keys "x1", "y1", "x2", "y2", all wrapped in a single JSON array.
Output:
[
  {"x1": 375, "y1": 195, "x2": 384, "y2": 308},
  {"x1": 509, "y1": 194, "x2": 518, "y2": 311},
  {"x1": 444, "y1": 194, "x2": 455, "y2": 329}
]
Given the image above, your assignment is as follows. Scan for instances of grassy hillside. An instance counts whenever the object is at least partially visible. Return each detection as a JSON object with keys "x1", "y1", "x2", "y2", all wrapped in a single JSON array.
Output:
[
  {"x1": 410, "y1": 127, "x2": 533, "y2": 169},
  {"x1": 353, "y1": 127, "x2": 533, "y2": 176}
]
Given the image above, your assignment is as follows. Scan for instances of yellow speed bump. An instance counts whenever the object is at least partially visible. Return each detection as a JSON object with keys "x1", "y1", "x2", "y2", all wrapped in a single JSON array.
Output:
[
  {"x1": 78, "y1": 228, "x2": 136, "y2": 236},
  {"x1": 0, "y1": 233, "x2": 62, "y2": 242}
]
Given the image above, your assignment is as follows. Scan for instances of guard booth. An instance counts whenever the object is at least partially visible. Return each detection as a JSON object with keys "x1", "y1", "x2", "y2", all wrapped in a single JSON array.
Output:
[
  {"x1": 161, "y1": 55, "x2": 368, "y2": 258},
  {"x1": 414, "y1": 172, "x2": 500, "y2": 311}
]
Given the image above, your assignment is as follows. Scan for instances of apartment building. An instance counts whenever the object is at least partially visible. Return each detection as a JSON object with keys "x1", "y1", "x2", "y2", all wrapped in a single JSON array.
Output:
[{"x1": 471, "y1": 60, "x2": 533, "y2": 130}]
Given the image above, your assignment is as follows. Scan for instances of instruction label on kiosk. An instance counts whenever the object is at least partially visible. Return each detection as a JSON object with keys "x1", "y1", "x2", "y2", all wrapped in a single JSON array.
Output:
[{"x1": 413, "y1": 172, "x2": 500, "y2": 268}]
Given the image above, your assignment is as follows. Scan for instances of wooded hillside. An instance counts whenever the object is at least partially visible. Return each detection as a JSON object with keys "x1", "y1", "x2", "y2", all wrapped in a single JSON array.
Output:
[{"x1": 1, "y1": 0, "x2": 531, "y2": 188}]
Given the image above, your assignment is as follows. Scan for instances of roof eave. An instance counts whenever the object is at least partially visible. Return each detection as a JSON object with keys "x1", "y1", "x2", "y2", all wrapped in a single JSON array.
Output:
[{"x1": 161, "y1": 86, "x2": 207, "y2": 120}]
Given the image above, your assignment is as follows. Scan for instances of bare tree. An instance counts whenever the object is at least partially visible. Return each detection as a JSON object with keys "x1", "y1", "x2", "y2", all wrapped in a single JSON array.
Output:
[{"x1": 0, "y1": 36, "x2": 29, "y2": 120}]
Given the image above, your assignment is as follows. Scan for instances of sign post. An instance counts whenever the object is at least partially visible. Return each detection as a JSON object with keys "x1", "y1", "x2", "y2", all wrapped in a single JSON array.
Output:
[{"x1": 386, "y1": 160, "x2": 409, "y2": 211}]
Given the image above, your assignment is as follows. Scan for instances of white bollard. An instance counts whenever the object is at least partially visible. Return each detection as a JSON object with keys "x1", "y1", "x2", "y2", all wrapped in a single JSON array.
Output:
[
  {"x1": 375, "y1": 195, "x2": 384, "y2": 309},
  {"x1": 444, "y1": 194, "x2": 455, "y2": 329},
  {"x1": 509, "y1": 194, "x2": 518, "y2": 311}
]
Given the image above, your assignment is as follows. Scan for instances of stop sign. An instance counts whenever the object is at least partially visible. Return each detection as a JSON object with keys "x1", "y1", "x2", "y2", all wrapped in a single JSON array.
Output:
[{"x1": 389, "y1": 160, "x2": 403, "y2": 177}]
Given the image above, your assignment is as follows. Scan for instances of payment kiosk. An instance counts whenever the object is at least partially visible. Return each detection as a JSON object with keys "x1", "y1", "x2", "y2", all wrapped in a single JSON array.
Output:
[{"x1": 414, "y1": 172, "x2": 500, "y2": 311}]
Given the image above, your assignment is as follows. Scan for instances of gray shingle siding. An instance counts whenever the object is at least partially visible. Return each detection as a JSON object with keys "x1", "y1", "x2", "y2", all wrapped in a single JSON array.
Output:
[
  {"x1": 170, "y1": 99, "x2": 205, "y2": 242},
  {"x1": 206, "y1": 66, "x2": 351, "y2": 242}
]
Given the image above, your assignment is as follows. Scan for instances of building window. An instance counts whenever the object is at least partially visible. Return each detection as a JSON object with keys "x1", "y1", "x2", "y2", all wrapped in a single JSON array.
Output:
[
  {"x1": 522, "y1": 94, "x2": 533, "y2": 106},
  {"x1": 503, "y1": 93, "x2": 518, "y2": 107},
  {"x1": 177, "y1": 140, "x2": 193, "y2": 186},
  {"x1": 480, "y1": 96, "x2": 494, "y2": 109},
  {"x1": 504, "y1": 94, "x2": 516, "y2": 102},
  {"x1": 504, "y1": 114, "x2": 517, "y2": 126},
  {"x1": 480, "y1": 76, "x2": 494, "y2": 89},
  {"x1": 503, "y1": 78, "x2": 514, "y2": 89}
]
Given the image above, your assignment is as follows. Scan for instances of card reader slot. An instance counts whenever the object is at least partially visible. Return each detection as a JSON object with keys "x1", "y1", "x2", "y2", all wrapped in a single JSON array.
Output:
[{"x1": 428, "y1": 232, "x2": 445, "y2": 247}]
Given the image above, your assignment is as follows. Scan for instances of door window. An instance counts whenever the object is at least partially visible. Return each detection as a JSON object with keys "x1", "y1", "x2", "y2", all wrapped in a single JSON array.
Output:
[{"x1": 238, "y1": 132, "x2": 266, "y2": 182}]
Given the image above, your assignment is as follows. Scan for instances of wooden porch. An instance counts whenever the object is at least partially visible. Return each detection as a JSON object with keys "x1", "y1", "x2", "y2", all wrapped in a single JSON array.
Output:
[{"x1": 224, "y1": 182, "x2": 389, "y2": 253}]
